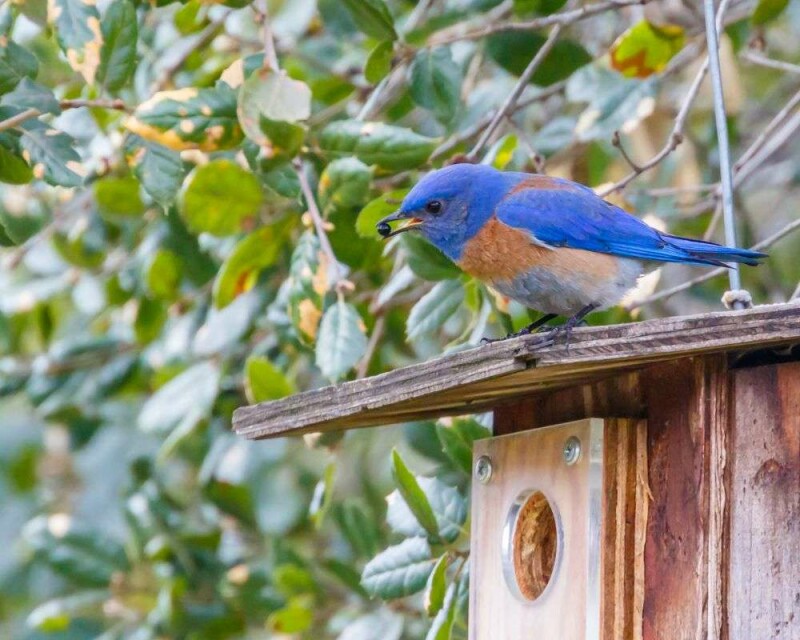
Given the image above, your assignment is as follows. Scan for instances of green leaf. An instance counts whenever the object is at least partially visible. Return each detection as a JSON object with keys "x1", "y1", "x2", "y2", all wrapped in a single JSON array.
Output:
[
  {"x1": 125, "y1": 85, "x2": 243, "y2": 151},
  {"x1": 18, "y1": 118, "x2": 83, "y2": 187},
  {"x1": 0, "y1": 144, "x2": 33, "y2": 184},
  {"x1": 288, "y1": 231, "x2": 327, "y2": 343},
  {"x1": 96, "y1": 0, "x2": 137, "y2": 92},
  {"x1": 424, "y1": 553, "x2": 449, "y2": 616},
  {"x1": 237, "y1": 67, "x2": 311, "y2": 156},
  {"x1": 610, "y1": 21, "x2": 685, "y2": 78},
  {"x1": 94, "y1": 176, "x2": 144, "y2": 217},
  {"x1": 309, "y1": 461, "x2": 335, "y2": 528},
  {"x1": 0, "y1": 39, "x2": 39, "y2": 94},
  {"x1": 126, "y1": 137, "x2": 187, "y2": 207},
  {"x1": 365, "y1": 40, "x2": 394, "y2": 84},
  {"x1": 48, "y1": 0, "x2": 103, "y2": 84},
  {"x1": 361, "y1": 537, "x2": 433, "y2": 599},
  {"x1": 180, "y1": 159, "x2": 263, "y2": 236},
  {"x1": 319, "y1": 157, "x2": 372, "y2": 213},
  {"x1": 319, "y1": 120, "x2": 439, "y2": 171},
  {"x1": 134, "y1": 296, "x2": 167, "y2": 343},
  {"x1": 27, "y1": 591, "x2": 107, "y2": 632},
  {"x1": 245, "y1": 356, "x2": 294, "y2": 403},
  {"x1": 356, "y1": 188, "x2": 409, "y2": 238},
  {"x1": 339, "y1": 610, "x2": 404, "y2": 640},
  {"x1": 315, "y1": 300, "x2": 368, "y2": 381},
  {"x1": 513, "y1": 0, "x2": 567, "y2": 15},
  {"x1": 391, "y1": 449, "x2": 440, "y2": 539},
  {"x1": 409, "y1": 48, "x2": 463, "y2": 124},
  {"x1": 403, "y1": 233, "x2": 462, "y2": 281},
  {"x1": 436, "y1": 418, "x2": 491, "y2": 474},
  {"x1": 567, "y1": 64, "x2": 657, "y2": 141},
  {"x1": 752, "y1": 0, "x2": 790, "y2": 24},
  {"x1": 145, "y1": 249, "x2": 183, "y2": 301},
  {"x1": 1, "y1": 78, "x2": 59, "y2": 114},
  {"x1": 138, "y1": 361, "x2": 220, "y2": 433},
  {"x1": 426, "y1": 582, "x2": 457, "y2": 640},
  {"x1": 386, "y1": 476, "x2": 467, "y2": 543},
  {"x1": 342, "y1": 0, "x2": 397, "y2": 41},
  {"x1": 267, "y1": 601, "x2": 313, "y2": 634},
  {"x1": 407, "y1": 279, "x2": 464, "y2": 341},
  {"x1": 487, "y1": 32, "x2": 591, "y2": 86},
  {"x1": 0, "y1": 206, "x2": 46, "y2": 244},
  {"x1": 213, "y1": 226, "x2": 282, "y2": 308}
]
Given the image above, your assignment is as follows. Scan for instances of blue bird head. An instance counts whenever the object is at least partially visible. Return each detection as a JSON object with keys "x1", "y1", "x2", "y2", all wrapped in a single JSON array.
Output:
[{"x1": 377, "y1": 164, "x2": 516, "y2": 260}]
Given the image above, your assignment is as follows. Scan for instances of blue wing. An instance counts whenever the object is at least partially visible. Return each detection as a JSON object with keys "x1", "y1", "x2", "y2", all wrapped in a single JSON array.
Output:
[{"x1": 496, "y1": 178, "x2": 764, "y2": 267}]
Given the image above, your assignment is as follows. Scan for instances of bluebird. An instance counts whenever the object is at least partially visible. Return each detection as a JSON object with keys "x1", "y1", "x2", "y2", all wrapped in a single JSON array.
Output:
[{"x1": 377, "y1": 164, "x2": 765, "y2": 340}]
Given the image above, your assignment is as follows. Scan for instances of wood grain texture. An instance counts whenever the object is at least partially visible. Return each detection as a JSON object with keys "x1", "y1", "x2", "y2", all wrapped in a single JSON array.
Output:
[
  {"x1": 506, "y1": 356, "x2": 733, "y2": 640},
  {"x1": 601, "y1": 418, "x2": 648, "y2": 640},
  {"x1": 470, "y1": 419, "x2": 603, "y2": 640},
  {"x1": 728, "y1": 362, "x2": 800, "y2": 640},
  {"x1": 234, "y1": 302, "x2": 800, "y2": 439}
]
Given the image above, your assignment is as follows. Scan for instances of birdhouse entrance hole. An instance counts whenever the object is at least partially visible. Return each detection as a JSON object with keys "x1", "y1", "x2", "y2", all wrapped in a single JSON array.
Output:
[{"x1": 503, "y1": 489, "x2": 559, "y2": 602}]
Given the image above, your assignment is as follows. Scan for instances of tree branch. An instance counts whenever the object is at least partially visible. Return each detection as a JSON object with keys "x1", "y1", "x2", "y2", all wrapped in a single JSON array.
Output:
[
  {"x1": 466, "y1": 24, "x2": 563, "y2": 161},
  {"x1": 429, "y1": 0, "x2": 647, "y2": 46},
  {"x1": 741, "y1": 49, "x2": 800, "y2": 75}
]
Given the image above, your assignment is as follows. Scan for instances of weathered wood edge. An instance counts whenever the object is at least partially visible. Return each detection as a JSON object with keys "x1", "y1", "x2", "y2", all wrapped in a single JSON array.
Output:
[{"x1": 233, "y1": 301, "x2": 800, "y2": 439}]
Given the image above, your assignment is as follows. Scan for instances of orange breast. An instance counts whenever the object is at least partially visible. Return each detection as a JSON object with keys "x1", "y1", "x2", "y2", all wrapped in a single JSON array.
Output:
[{"x1": 457, "y1": 216, "x2": 619, "y2": 286}]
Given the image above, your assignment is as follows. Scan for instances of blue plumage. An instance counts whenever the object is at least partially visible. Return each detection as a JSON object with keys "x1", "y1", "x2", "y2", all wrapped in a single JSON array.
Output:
[{"x1": 497, "y1": 176, "x2": 764, "y2": 267}]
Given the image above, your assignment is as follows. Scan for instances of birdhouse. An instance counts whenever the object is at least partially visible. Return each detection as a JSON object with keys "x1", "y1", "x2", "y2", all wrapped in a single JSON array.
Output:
[{"x1": 233, "y1": 302, "x2": 800, "y2": 640}]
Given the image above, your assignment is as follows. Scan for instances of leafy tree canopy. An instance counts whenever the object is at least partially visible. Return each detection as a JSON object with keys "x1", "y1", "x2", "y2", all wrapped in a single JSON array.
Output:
[{"x1": 0, "y1": 0, "x2": 798, "y2": 638}]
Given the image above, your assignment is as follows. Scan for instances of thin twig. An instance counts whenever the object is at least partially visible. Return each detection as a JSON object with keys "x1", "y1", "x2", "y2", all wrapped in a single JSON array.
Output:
[
  {"x1": 466, "y1": 24, "x2": 562, "y2": 161},
  {"x1": 0, "y1": 108, "x2": 40, "y2": 133},
  {"x1": 357, "y1": 315, "x2": 386, "y2": 378},
  {"x1": 430, "y1": 0, "x2": 645, "y2": 46},
  {"x1": 293, "y1": 160, "x2": 343, "y2": 287},
  {"x1": 791, "y1": 281, "x2": 800, "y2": 301},
  {"x1": 431, "y1": 80, "x2": 565, "y2": 160},
  {"x1": 59, "y1": 98, "x2": 130, "y2": 112},
  {"x1": 627, "y1": 217, "x2": 800, "y2": 311},
  {"x1": 599, "y1": 57, "x2": 709, "y2": 196},
  {"x1": 741, "y1": 50, "x2": 800, "y2": 75},
  {"x1": 260, "y1": 2, "x2": 280, "y2": 71}
]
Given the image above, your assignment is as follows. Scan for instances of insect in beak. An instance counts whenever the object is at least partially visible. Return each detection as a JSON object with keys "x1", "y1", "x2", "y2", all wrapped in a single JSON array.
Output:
[{"x1": 376, "y1": 211, "x2": 424, "y2": 238}]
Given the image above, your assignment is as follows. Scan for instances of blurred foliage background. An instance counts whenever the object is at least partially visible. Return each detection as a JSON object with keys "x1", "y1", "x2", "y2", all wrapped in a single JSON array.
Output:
[{"x1": 0, "y1": 0, "x2": 799, "y2": 638}]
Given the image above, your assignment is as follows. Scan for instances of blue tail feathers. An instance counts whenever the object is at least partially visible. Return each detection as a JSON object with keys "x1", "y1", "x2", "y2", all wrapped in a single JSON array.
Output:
[{"x1": 662, "y1": 234, "x2": 767, "y2": 267}]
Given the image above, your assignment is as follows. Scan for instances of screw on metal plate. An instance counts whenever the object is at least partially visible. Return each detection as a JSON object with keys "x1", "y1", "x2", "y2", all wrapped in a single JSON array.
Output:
[
  {"x1": 475, "y1": 455, "x2": 493, "y2": 484},
  {"x1": 562, "y1": 436, "x2": 581, "y2": 465}
]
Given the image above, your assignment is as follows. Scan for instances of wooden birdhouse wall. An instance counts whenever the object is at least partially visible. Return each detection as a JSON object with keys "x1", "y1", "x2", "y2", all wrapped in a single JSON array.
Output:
[{"x1": 486, "y1": 355, "x2": 799, "y2": 640}]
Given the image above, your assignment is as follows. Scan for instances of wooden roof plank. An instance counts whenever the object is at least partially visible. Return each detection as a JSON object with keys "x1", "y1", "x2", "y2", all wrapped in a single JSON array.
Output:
[{"x1": 233, "y1": 302, "x2": 800, "y2": 440}]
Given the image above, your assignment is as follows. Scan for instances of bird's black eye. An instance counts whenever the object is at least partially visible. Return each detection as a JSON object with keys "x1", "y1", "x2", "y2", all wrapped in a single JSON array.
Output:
[{"x1": 425, "y1": 200, "x2": 442, "y2": 214}]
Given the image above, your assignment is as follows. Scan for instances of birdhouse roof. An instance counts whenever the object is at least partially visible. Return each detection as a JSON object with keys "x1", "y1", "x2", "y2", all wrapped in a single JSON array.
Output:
[{"x1": 233, "y1": 302, "x2": 800, "y2": 440}]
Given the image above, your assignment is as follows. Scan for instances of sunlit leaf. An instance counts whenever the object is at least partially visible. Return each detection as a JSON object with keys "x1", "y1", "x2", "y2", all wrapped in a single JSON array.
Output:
[
  {"x1": 315, "y1": 300, "x2": 367, "y2": 380},
  {"x1": 342, "y1": 0, "x2": 397, "y2": 41},
  {"x1": 424, "y1": 554, "x2": 449, "y2": 617},
  {"x1": 365, "y1": 40, "x2": 394, "y2": 84},
  {"x1": 319, "y1": 120, "x2": 439, "y2": 171},
  {"x1": 391, "y1": 449, "x2": 440, "y2": 539},
  {"x1": 245, "y1": 356, "x2": 294, "y2": 403},
  {"x1": 610, "y1": 21, "x2": 685, "y2": 78},
  {"x1": 180, "y1": 159, "x2": 263, "y2": 236},
  {"x1": 409, "y1": 48, "x2": 463, "y2": 124},
  {"x1": 0, "y1": 38, "x2": 39, "y2": 94},
  {"x1": 752, "y1": 0, "x2": 790, "y2": 24},
  {"x1": 407, "y1": 279, "x2": 464, "y2": 341},
  {"x1": 213, "y1": 226, "x2": 282, "y2": 308},
  {"x1": 319, "y1": 157, "x2": 372, "y2": 213},
  {"x1": 361, "y1": 537, "x2": 433, "y2": 599},
  {"x1": 356, "y1": 188, "x2": 409, "y2": 238},
  {"x1": 48, "y1": 0, "x2": 103, "y2": 84},
  {"x1": 96, "y1": 0, "x2": 137, "y2": 92},
  {"x1": 17, "y1": 116, "x2": 82, "y2": 187},
  {"x1": 125, "y1": 85, "x2": 243, "y2": 151}
]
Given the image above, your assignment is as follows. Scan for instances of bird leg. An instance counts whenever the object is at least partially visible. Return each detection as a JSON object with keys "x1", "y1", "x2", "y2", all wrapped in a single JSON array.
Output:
[
  {"x1": 543, "y1": 303, "x2": 597, "y2": 353},
  {"x1": 481, "y1": 313, "x2": 559, "y2": 344}
]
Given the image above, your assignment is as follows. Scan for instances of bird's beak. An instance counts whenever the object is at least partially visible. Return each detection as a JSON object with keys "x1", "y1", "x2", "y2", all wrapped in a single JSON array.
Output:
[{"x1": 376, "y1": 210, "x2": 423, "y2": 239}]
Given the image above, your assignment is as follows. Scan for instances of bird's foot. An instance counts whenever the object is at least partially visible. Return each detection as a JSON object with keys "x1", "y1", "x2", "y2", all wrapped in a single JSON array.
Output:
[{"x1": 480, "y1": 314, "x2": 559, "y2": 344}]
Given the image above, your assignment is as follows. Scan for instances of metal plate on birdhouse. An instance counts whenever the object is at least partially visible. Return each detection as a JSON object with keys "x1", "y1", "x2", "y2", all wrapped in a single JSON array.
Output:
[{"x1": 469, "y1": 418, "x2": 605, "y2": 640}]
